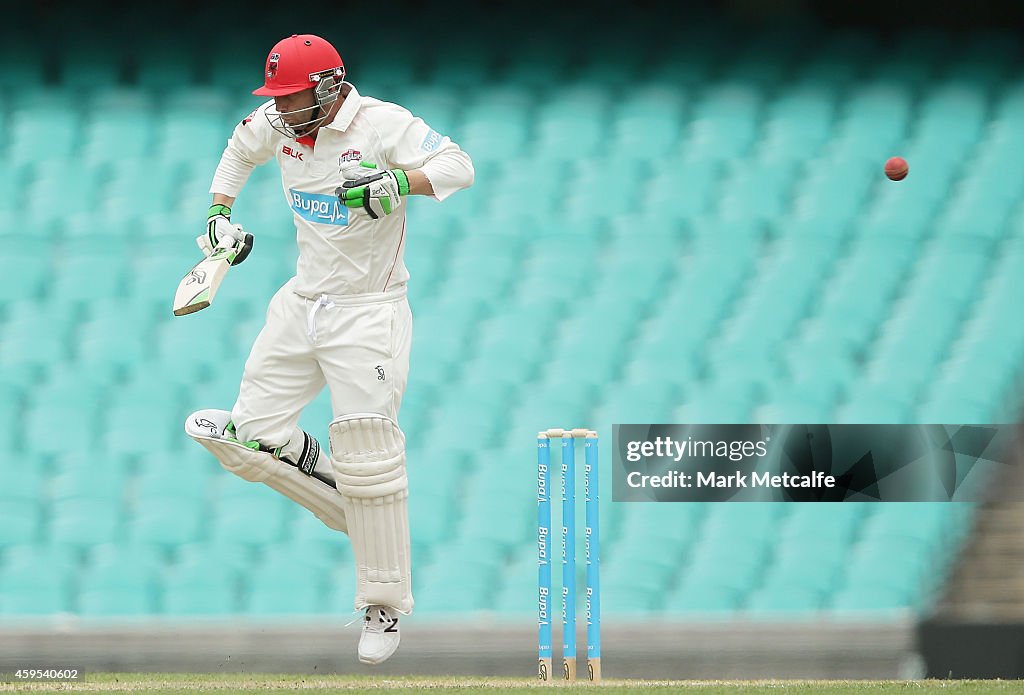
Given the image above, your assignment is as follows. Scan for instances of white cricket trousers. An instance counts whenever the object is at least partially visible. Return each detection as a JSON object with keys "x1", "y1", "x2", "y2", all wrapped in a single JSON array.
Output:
[{"x1": 231, "y1": 279, "x2": 412, "y2": 448}]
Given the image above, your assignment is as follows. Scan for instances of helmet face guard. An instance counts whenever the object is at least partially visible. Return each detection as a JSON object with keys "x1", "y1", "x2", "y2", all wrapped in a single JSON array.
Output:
[{"x1": 264, "y1": 67, "x2": 345, "y2": 138}]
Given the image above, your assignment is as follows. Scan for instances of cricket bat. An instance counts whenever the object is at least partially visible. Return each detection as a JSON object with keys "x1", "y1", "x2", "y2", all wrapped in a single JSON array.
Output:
[{"x1": 172, "y1": 239, "x2": 243, "y2": 316}]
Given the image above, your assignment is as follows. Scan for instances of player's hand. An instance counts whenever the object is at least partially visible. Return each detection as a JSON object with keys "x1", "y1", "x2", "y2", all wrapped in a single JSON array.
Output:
[
  {"x1": 336, "y1": 162, "x2": 410, "y2": 219},
  {"x1": 198, "y1": 204, "x2": 254, "y2": 265}
]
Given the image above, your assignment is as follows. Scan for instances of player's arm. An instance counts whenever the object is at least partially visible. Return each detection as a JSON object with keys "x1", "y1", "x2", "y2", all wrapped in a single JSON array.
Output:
[
  {"x1": 337, "y1": 105, "x2": 473, "y2": 217},
  {"x1": 404, "y1": 169, "x2": 435, "y2": 197},
  {"x1": 200, "y1": 104, "x2": 277, "y2": 262}
]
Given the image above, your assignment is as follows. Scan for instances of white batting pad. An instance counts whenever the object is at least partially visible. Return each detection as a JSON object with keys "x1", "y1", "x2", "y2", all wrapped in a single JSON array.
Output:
[
  {"x1": 185, "y1": 409, "x2": 348, "y2": 533},
  {"x1": 330, "y1": 414, "x2": 413, "y2": 614}
]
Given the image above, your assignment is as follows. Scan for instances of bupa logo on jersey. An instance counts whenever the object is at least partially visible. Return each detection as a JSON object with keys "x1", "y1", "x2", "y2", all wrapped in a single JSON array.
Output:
[
  {"x1": 288, "y1": 189, "x2": 350, "y2": 225},
  {"x1": 420, "y1": 129, "x2": 443, "y2": 153}
]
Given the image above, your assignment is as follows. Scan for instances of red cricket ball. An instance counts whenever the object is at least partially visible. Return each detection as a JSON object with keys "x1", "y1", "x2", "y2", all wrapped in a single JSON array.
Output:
[{"x1": 885, "y1": 156, "x2": 909, "y2": 181}]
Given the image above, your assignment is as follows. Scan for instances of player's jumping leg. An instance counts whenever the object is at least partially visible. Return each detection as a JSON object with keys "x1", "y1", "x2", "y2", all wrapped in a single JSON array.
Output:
[
  {"x1": 186, "y1": 408, "x2": 347, "y2": 532},
  {"x1": 330, "y1": 413, "x2": 411, "y2": 664},
  {"x1": 187, "y1": 281, "x2": 345, "y2": 530}
]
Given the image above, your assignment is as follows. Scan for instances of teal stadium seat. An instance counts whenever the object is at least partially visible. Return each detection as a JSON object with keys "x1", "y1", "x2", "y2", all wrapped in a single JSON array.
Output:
[
  {"x1": 128, "y1": 494, "x2": 205, "y2": 548},
  {"x1": 0, "y1": 500, "x2": 42, "y2": 548},
  {"x1": 532, "y1": 86, "x2": 609, "y2": 160},
  {"x1": 9, "y1": 91, "x2": 80, "y2": 164},
  {"x1": 62, "y1": 211, "x2": 137, "y2": 240},
  {"x1": 75, "y1": 312, "x2": 154, "y2": 383},
  {"x1": 761, "y1": 84, "x2": 836, "y2": 155},
  {"x1": 246, "y1": 561, "x2": 325, "y2": 615},
  {"x1": 491, "y1": 549, "x2": 538, "y2": 616},
  {"x1": 718, "y1": 159, "x2": 798, "y2": 221},
  {"x1": 592, "y1": 380, "x2": 681, "y2": 425},
  {"x1": 459, "y1": 470, "x2": 532, "y2": 550},
  {"x1": 158, "y1": 88, "x2": 232, "y2": 157},
  {"x1": 0, "y1": 381, "x2": 22, "y2": 447},
  {"x1": 396, "y1": 85, "x2": 462, "y2": 136},
  {"x1": 414, "y1": 554, "x2": 496, "y2": 613},
  {"x1": 86, "y1": 544, "x2": 167, "y2": 577},
  {"x1": 208, "y1": 480, "x2": 290, "y2": 546},
  {"x1": 684, "y1": 83, "x2": 763, "y2": 160},
  {"x1": 915, "y1": 83, "x2": 986, "y2": 156},
  {"x1": 835, "y1": 82, "x2": 911, "y2": 154},
  {"x1": 672, "y1": 381, "x2": 758, "y2": 424},
  {"x1": 0, "y1": 239, "x2": 50, "y2": 303},
  {"x1": 162, "y1": 561, "x2": 238, "y2": 616},
  {"x1": 154, "y1": 310, "x2": 234, "y2": 382},
  {"x1": 262, "y1": 537, "x2": 350, "y2": 575},
  {"x1": 81, "y1": 90, "x2": 155, "y2": 154},
  {"x1": 459, "y1": 87, "x2": 531, "y2": 164},
  {"x1": 52, "y1": 237, "x2": 128, "y2": 304},
  {"x1": 176, "y1": 157, "x2": 229, "y2": 218},
  {"x1": 611, "y1": 85, "x2": 684, "y2": 153},
  {"x1": 100, "y1": 158, "x2": 181, "y2": 217},
  {"x1": 77, "y1": 562, "x2": 158, "y2": 616},
  {"x1": 287, "y1": 515, "x2": 351, "y2": 565},
  {"x1": 25, "y1": 385, "x2": 104, "y2": 458},
  {"x1": 409, "y1": 300, "x2": 482, "y2": 386},
  {"x1": 0, "y1": 558, "x2": 70, "y2": 615},
  {"x1": 485, "y1": 159, "x2": 567, "y2": 218},
  {"x1": 176, "y1": 541, "x2": 254, "y2": 576},
  {"x1": 48, "y1": 472, "x2": 124, "y2": 548}
]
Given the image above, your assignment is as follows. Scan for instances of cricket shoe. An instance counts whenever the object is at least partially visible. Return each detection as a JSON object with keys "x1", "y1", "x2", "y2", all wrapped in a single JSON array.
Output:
[{"x1": 358, "y1": 605, "x2": 401, "y2": 664}]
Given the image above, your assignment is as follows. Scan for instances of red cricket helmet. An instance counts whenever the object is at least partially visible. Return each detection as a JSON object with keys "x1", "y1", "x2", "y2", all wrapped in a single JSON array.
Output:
[{"x1": 253, "y1": 34, "x2": 345, "y2": 97}]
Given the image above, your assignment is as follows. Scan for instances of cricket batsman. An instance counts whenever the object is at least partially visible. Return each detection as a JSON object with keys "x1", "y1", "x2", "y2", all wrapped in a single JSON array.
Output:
[{"x1": 184, "y1": 34, "x2": 474, "y2": 664}]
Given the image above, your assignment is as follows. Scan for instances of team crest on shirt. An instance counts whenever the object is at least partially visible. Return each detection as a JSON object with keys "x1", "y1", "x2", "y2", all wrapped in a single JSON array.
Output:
[{"x1": 339, "y1": 149, "x2": 362, "y2": 165}]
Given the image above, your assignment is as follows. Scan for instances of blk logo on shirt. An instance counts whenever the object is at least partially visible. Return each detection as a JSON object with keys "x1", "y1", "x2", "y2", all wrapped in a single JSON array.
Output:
[{"x1": 282, "y1": 145, "x2": 304, "y2": 161}]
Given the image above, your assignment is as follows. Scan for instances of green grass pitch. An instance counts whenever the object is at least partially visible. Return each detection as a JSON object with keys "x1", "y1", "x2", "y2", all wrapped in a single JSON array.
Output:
[{"x1": 0, "y1": 675, "x2": 1019, "y2": 694}]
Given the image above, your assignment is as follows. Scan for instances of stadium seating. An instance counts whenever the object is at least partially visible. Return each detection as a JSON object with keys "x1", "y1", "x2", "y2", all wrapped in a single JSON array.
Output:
[{"x1": 0, "y1": 11, "x2": 1010, "y2": 622}]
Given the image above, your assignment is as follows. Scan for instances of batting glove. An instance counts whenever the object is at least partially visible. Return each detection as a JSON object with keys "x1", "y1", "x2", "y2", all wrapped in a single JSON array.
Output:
[
  {"x1": 336, "y1": 162, "x2": 410, "y2": 219},
  {"x1": 198, "y1": 203, "x2": 254, "y2": 265}
]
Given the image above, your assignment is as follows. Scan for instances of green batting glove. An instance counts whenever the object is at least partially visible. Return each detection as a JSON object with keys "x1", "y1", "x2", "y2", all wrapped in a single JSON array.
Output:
[
  {"x1": 203, "y1": 203, "x2": 253, "y2": 265},
  {"x1": 336, "y1": 162, "x2": 411, "y2": 219}
]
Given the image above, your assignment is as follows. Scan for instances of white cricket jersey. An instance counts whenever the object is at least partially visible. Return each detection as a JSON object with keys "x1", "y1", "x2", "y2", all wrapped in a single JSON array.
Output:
[{"x1": 210, "y1": 83, "x2": 474, "y2": 298}]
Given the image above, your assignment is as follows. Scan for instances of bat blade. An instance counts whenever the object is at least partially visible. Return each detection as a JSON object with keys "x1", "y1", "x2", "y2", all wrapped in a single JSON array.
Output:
[{"x1": 172, "y1": 244, "x2": 238, "y2": 317}]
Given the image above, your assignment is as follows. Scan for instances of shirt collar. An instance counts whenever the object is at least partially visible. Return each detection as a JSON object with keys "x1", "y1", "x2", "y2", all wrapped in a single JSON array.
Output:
[{"x1": 325, "y1": 82, "x2": 361, "y2": 133}]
